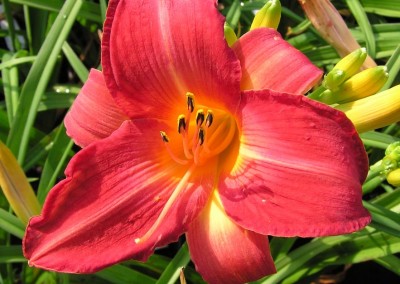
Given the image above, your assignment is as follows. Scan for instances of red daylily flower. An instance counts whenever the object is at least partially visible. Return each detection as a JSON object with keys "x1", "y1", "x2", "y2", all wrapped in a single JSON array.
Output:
[{"x1": 23, "y1": 1, "x2": 371, "y2": 283}]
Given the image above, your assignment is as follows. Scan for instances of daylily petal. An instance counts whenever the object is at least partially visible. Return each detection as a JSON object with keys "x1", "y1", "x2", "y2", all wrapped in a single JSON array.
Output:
[
  {"x1": 233, "y1": 28, "x2": 323, "y2": 95},
  {"x1": 64, "y1": 69, "x2": 129, "y2": 147},
  {"x1": 186, "y1": 191, "x2": 275, "y2": 284},
  {"x1": 24, "y1": 120, "x2": 214, "y2": 273},
  {"x1": 102, "y1": 0, "x2": 242, "y2": 119},
  {"x1": 219, "y1": 90, "x2": 370, "y2": 237}
]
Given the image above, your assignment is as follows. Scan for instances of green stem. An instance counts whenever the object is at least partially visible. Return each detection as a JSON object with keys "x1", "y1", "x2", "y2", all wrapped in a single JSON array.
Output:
[
  {"x1": 363, "y1": 175, "x2": 385, "y2": 194},
  {"x1": 307, "y1": 85, "x2": 326, "y2": 101}
]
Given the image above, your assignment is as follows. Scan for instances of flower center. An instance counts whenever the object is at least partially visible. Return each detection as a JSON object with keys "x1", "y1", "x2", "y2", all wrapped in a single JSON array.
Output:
[{"x1": 161, "y1": 92, "x2": 237, "y2": 166}]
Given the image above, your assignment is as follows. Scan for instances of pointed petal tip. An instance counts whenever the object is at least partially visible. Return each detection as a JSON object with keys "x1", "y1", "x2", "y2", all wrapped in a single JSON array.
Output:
[{"x1": 187, "y1": 192, "x2": 276, "y2": 284}]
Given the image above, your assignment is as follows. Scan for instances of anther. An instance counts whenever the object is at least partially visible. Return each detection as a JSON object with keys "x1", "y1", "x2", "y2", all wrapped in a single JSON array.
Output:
[
  {"x1": 186, "y1": 92, "x2": 195, "y2": 113},
  {"x1": 196, "y1": 109, "x2": 205, "y2": 126},
  {"x1": 198, "y1": 127, "x2": 205, "y2": 146},
  {"x1": 177, "y1": 115, "x2": 186, "y2": 134},
  {"x1": 160, "y1": 131, "x2": 188, "y2": 165},
  {"x1": 205, "y1": 110, "x2": 214, "y2": 127},
  {"x1": 160, "y1": 131, "x2": 169, "y2": 143}
]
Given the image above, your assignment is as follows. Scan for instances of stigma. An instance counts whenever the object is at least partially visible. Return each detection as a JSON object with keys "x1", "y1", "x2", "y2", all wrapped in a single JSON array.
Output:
[{"x1": 160, "y1": 92, "x2": 236, "y2": 166}]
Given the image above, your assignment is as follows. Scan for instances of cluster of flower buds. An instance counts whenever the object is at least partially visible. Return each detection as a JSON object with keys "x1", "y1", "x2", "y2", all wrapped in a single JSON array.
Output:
[
  {"x1": 372, "y1": 142, "x2": 400, "y2": 187},
  {"x1": 307, "y1": 48, "x2": 400, "y2": 133},
  {"x1": 312, "y1": 48, "x2": 389, "y2": 105},
  {"x1": 224, "y1": 0, "x2": 281, "y2": 47}
]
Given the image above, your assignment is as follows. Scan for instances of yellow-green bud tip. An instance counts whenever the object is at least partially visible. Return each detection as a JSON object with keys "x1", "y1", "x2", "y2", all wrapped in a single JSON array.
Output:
[
  {"x1": 224, "y1": 23, "x2": 237, "y2": 47},
  {"x1": 323, "y1": 69, "x2": 346, "y2": 90},
  {"x1": 333, "y1": 48, "x2": 368, "y2": 80},
  {"x1": 250, "y1": 0, "x2": 281, "y2": 30}
]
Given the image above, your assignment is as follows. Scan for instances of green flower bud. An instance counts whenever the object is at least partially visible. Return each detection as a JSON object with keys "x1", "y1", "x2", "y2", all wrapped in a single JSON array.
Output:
[
  {"x1": 224, "y1": 23, "x2": 237, "y2": 47},
  {"x1": 323, "y1": 48, "x2": 368, "y2": 91},
  {"x1": 385, "y1": 141, "x2": 400, "y2": 156},
  {"x1": 323, "y1": 69, "x2": 346, "y2": 90},
  {"x1": 323, "y1": 66, "x2": 388, "y2": 104},
  {"x1": 250, "y1": 0, "x2": 281, "y2": 30},
  {"x1": 382, "y1": 156, "x2": 398, "y2": 174}
]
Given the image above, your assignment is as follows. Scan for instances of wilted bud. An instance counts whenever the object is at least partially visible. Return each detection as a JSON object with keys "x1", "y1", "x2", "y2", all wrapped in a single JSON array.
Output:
[
  {"x1": 323, "y1": 48, "x2": 368, "y2": 90},
  {"x1": 299, "y1": 0, "x2": 376, "y2": 69},
  {"x1": 336, "y1": 85, "x2": 400, "y2": 133},
  {"x1": 224, "y1": 23, "x2": 237, "y2": 47},
  {"x1": 321, "y1": 66, "x2": 388, "y2": 104},
  {"x1": 250, "y1": 0, "x2": 281, "y2": 30}
]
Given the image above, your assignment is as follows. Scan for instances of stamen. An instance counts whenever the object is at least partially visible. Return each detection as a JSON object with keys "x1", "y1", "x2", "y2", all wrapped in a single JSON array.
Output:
[
  {"x1": 135, "y1": 164, "x2": 195, "y2": 244},
  {"x1": 160, "y1": 131, "x2": 188, "y2": 165},
  {"x1": 205, "y1": 110, "x2": 214, "y2": 127},
  {"x1": 186, "y1": 92, "x2": 195, "y2": 113},
  {"x1": 177, "y1": 111, "x2": 193, "y2": 159},
  {"x1": 177, "y1": 115, "x2": 186, "y2": 134},
  {"x1": 160, "y1": 131, "x2": 169, "y2": 142},
  {"x1": 193, "y1": 128, "x2": 205, "y2": 165},
  {"x1": 196, "y1": 109, "x2": 205, "y2": 126},
  {"x1": 191, "y1": 109, "x2": 205, "y2": 152},
  {"x1": 198, "y1": 127, "x2": 205, "y2": 146}
]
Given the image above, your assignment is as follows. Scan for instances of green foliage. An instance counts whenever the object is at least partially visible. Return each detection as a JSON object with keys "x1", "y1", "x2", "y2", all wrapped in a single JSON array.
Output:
[{"x1": 0, "y1": 0, "x2": 399, "y2": 283}]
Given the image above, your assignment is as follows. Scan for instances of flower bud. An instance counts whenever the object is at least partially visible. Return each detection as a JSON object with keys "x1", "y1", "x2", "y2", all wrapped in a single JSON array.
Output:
[
  {"x1": 387, "y1": 168, "x2": 400, "y2": 187},
  {"x1": 250, "y1": 0, "x2": 281, "y2": 30},
  {"x1": 386, "y1": 141, "x2": 400, "y2": 156},
  {"x1": 0, "y1": 141, "x2": 41, "y2": 224},
  {"x1": 299, "y1": 0, "x2": 376, "y2": 68},
  {"x1": 336, "y1": 85, "x2": 400, "y2": 133},
  {"x1": 326, "y1": 66, "x2": 388, "y2": 104},
  {"x1": 382, "y1": 156, "x2": 398, "y2": 174},
  {"x1": 323, "y1": 69, "x2": 346, "y2": 91},
  {"x1": 323, "y1": 48, "x2": 368, "y2": 90},
  {"x1": 224, "y1": 23, "x2": 237, "y2": 47}
]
